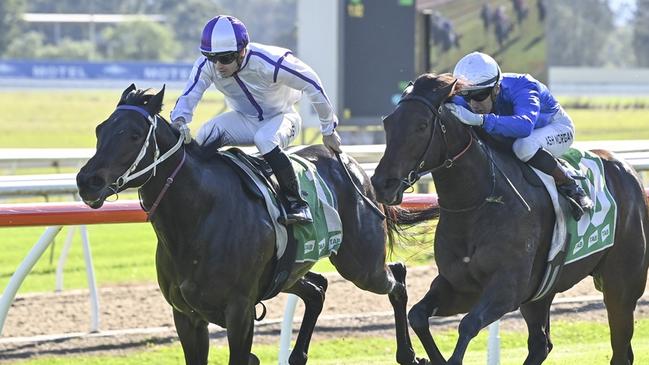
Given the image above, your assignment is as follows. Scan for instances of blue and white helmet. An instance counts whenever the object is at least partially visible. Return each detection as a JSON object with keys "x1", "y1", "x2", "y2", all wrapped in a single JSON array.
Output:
[
  {"x1": 200, "y1": 16, "x2": 249, "y2": 54},
  {"x1": 453, "y1": 52, "x2": 502, "y2": 91}
]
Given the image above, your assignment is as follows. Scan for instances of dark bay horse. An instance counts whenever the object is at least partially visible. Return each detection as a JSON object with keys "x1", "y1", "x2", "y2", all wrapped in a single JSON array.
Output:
[
  {"x1": 76, "y1": 85, "x2": 437, "y2": 365},
  {"x1": 371, "y1": 73, "x2": 649, "y2": 365}
]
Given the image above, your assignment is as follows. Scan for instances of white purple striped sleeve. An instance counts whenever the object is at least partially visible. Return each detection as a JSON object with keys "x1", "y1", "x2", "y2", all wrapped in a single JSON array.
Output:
[
  {"x1": 170, "y1": 57, "x2": 213, "y2": 124},
  {"x1": 274, "y1": 54, "x2": 338, "y2": 135}
]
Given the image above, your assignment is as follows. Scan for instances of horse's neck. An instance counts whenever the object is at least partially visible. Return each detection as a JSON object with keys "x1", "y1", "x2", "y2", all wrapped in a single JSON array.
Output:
[
  {"x1": 140, "y1": 152, "x2": 220, "y2": 250},
  {"x1": 432, "y1": 134, "x2": 495, "y2": 211},
  {"x1": 138, "y1": 123, "x2": 209, "y2": 226}
]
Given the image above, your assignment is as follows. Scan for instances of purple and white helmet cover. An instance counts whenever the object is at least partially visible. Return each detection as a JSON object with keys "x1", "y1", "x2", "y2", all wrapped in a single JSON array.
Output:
[{"x1": 200, "y1": 16, "x2": 249, "y2": 53}]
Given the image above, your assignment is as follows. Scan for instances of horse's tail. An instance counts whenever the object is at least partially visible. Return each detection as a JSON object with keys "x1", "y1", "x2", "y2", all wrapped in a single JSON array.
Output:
[{"x1": 383, "y1": 205, "x2": 439, "y2": 253}]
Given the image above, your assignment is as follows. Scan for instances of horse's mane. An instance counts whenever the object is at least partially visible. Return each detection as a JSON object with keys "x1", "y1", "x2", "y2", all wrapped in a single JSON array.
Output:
[
  {"x1": 412, "y1": 72, "x2": 466, "y2": 98},
  {"x1": 194, "y1": 135, "x2": 229, "y2": 162}
]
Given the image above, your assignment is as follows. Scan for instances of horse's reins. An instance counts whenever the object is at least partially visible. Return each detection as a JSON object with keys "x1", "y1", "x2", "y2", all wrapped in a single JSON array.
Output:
[
  {"x1": 334, "y1": 152, "x2": 386, "y2": 219},
  {"x1": 397, "y1": 88, "x2": 530, "y2": 212},
  {"x1": 110, "y1": 105, "x2": 186, "y2": 219}
]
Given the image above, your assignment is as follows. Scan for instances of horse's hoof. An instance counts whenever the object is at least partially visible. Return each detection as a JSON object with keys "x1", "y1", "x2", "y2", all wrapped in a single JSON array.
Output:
[
  {"x1": 248, "y1": 353, "x2": 260, "y2": 365},
  {"x1": 416, "y1": 357, "x2": 431, "y2": 365}
]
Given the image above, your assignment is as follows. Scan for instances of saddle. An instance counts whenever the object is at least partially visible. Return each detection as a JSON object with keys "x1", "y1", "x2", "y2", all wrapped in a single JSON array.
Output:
[{"x1": 217, "y1": 147, "x2": 299, "y2": 303}]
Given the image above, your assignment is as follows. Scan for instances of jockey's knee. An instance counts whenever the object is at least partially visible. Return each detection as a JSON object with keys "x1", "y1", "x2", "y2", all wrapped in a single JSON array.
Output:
[
  {"x1": 254, "y1": 134, "x2": 279, "y2": 155},
  {"x1": 196, "y1": 120, "x2": 222, "y2": 145},
  {"x1": 512, "y1": 139, "x2": 539, "y2": 162}
]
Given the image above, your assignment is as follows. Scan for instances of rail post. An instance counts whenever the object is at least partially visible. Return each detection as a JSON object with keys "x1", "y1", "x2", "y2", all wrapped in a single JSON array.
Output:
[{"x1": 0, "y1": 226, "x2": 63, "y2": 335}]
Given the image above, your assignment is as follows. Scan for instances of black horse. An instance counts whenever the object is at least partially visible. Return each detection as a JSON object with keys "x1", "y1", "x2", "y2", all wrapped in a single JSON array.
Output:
[
  {"x1": 76, "y1": 85, "x2": 437, "y2": 365},
  {"x1": 371, "y1": 73, "x2": 649, "y2": 365}
]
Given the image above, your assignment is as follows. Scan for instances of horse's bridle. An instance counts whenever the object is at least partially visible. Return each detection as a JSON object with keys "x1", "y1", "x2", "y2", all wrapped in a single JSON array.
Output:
[
  {"x1": 109, "y1": 105, "x2": 184, "y2": 191},
  {"x1": 108, "y1": 105, "x2": 186, "y2": 218},
  {"x1": 396, "y1": 89, "x2": 474, "y2": 191}
]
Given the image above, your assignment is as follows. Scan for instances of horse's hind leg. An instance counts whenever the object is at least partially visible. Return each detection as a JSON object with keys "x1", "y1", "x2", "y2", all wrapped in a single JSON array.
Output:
[
  {"x1": 600, "y1": 207, "x2": 649, "y2": 365},
  {"x1": 604, "y1": 259, "x2": 644, "y2": 365},
  {"x1": 519, "y1": 295, "x2": 555, "y2": 365},
  {"x1": 283, "y1": 272, "x2": 327, "y2": 365},
  {"x1": 173, "y1": 309, "x2": 209, "y2": 365},
  {"x1": 600, "y1": 256, "x2": 647, "y2": 365}
]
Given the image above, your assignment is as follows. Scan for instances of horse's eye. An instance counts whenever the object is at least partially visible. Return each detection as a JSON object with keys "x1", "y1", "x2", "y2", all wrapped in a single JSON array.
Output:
[
  {"x1": 131, "y1": 134, "x2": 141, "y2": 141},
  {"x1": 417, "y1": 122, "x2": 428, "y2": 132}
]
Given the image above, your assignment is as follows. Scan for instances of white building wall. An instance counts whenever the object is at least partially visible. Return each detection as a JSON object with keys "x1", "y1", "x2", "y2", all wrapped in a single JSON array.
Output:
[{"x1": 296, "y1": 0, "x2": 340, "y2": 128}]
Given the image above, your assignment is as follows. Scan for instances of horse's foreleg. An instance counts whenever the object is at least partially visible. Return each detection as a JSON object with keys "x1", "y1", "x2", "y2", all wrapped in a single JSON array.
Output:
[
  {"x1": 447, "y1": 272, "x2": 521, "y2": 365},
  {"x1": 519, "y1": 295, "x2": 555, "y2": 365},
  {"x1": 387, "y1": 262, "x2": 420, "y2": 365},
  {"x1": 224, "y1": 300, "x2": 257, "y2": 365},
  {"x1": 284, "y1": 272, "x2": 327, "y2": 365},
  {"x1": 409, "y1": 275, "x2": 474, "y2": 365},
  {"x1": 173, "y1": 309, "x2": 209, "y2": 365}
]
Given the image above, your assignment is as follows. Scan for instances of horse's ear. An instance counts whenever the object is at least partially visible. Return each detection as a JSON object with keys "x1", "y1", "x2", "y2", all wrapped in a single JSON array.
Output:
[
  {"x1": 146, "y1": 85, "x2": 165, "y2": 115},
  {"x1": 118, "y1": 84, "x2": 136, "y2": 105},
  {"x1": 440, "y1": 79, "x2": 458, "y2": 100}
]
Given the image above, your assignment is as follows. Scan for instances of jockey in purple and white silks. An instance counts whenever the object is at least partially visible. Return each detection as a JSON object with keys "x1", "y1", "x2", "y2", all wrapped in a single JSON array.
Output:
[
  {"x1": 171, "y1": 15, "x2": 341, "y2": 225},
  {"x1": 445, "y1": 51, "x2": 593, "y2": 220}
]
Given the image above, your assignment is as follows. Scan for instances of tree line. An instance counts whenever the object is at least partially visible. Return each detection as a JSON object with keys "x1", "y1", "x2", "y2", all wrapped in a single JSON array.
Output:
[{"x1": 0, "y1": 0, "x2": 296, "y2": 62}]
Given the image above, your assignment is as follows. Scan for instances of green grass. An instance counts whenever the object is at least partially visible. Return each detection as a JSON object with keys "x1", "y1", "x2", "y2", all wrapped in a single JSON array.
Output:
[
  {"x1": 7, "y1": 319, "x2": 649, "y2": 364},
  {"x1": 569, "y1": 108, "x2": 649, "y2": 140},
  {"x1": 0, "y1": 224, "x2": 158, "y2": 293},
  {"x1": 0, "y1": 90, "x2": 224, "y2": 148}
]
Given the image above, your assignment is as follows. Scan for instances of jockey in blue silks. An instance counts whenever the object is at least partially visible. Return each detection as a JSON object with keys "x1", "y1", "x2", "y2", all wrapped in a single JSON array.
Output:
[
  {"x1": 170, "y1": 15, "x2": 341, "y2": 225},
  {"x1": 445, "y1": 52, "x2": 594, "y2": 220}
]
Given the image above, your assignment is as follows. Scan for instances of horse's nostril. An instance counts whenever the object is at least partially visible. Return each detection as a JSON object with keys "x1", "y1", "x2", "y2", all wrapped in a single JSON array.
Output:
[
  {"x1": 88, "y1": 175, "x2": 105, "y2": 189},
  {"x1": 79, "y1": 172, "x2": 105, "y2": 191}
]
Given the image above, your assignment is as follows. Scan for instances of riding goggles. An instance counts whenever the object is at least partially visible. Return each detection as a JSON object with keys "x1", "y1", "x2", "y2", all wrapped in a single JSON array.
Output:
[
  {"x1": 202, "y1": 51, "x2": 239, "y2": 64},
  {"x1": 459, "y1": 87, "x2": 493, "y2": 102}
]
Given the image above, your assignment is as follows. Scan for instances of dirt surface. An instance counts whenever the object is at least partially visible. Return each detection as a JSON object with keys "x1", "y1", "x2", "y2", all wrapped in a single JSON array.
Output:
[{"x1": 1, "y1": 265, "x2": 648, "y2": 362}]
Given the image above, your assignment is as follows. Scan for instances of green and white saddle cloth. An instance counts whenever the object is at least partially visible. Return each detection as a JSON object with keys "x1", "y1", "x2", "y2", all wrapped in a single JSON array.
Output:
[
  {"x1": 220, "y1": 151, "x2": 342, "y2": 263},
  {"x1": 530, "y1": 148, "x2": 617, "y2": 300},
  {"x1": 561, "y1": 149, "x2": 617, "y2": 264},
  {"x1": 290, "y1": 155, "x2": 343, "y2": 262}
]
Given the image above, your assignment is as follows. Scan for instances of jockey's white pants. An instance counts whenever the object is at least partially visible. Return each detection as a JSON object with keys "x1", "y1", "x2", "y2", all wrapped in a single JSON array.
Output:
[
  {"x1": 196, "y1": 110, "x2": 302, "y2": 155},
  {"x1": 512, "y1": 107, "x2": 575, "y2": 162}
]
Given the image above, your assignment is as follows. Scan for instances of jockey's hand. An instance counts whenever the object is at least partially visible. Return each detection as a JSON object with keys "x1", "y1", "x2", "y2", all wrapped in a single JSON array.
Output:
[
  {"x1": 171, "y1": 118, "x2": 192, "y2": 144},
  {"x1": 445, "y1": 103, "x2": 484, "y2": 126},
  {"x1": 323, "y1": 130, "x2": 342, "y2": 153}
]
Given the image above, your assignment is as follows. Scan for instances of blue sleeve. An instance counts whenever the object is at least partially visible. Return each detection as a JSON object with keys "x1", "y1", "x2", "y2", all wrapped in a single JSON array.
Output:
[{"x1": 482, "y1": 80, "x2": 541, "y2": 138}]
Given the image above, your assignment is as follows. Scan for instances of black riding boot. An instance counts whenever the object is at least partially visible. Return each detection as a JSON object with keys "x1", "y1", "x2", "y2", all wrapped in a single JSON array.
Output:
[
  {"x1": 528, "y1": 148, "x2": 594, "y2": 220},
  {"x1": 263, "y1": 147, "x2": 313, "y2": 225}
]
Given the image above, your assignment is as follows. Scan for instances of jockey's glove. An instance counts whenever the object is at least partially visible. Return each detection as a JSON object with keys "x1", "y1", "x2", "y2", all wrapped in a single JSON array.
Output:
[
  {"x1": 445, "y1": 103, "x2": 484, "y2": 126},
  {"x1": 171, "y1": 118, "x2": 192, "y2": 144},
  {"x1": 323, "y1": 130, "x2": 342, "y2": 153}
]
